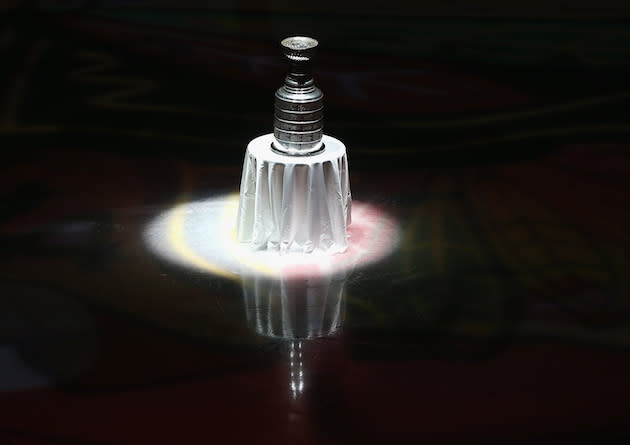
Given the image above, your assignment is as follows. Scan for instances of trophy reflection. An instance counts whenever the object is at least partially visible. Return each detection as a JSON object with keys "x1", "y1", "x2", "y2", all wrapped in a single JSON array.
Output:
[{"x1": 242, "y1": 273, "x2": 347, "y2": 399}]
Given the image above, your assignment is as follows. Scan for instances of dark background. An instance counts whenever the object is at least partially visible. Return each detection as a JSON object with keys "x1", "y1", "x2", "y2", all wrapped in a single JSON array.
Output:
[{"x1": 1, "y1": 1, "x2": 630, "y2": 444}]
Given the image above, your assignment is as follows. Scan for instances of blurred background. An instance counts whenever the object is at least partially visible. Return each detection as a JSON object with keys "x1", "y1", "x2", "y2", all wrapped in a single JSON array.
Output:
[
  {"x1": 3, "y1": 0, "x2": 630, "y2": 167},
  {"x1": 1, "y1": 1, "x2": 630, "y2": 444}
]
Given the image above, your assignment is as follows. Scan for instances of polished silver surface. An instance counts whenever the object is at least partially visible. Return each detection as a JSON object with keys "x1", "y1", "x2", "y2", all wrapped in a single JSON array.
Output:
[{"x1": 273, "y1": 36, "x2": 324, "y2": 155}]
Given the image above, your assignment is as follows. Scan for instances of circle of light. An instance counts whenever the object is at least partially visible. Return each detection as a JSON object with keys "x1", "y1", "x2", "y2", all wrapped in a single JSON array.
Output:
[{"x1": 143, "y1": 194, "x2": 400, "y2": 280}]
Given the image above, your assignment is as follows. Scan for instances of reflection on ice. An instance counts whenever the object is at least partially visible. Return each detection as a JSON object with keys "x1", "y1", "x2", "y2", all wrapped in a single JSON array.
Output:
[
  {"x1": 242, "y1": 273, "x2": 346, "y2": 339},
  {"x1": 242, "y1": 273, "x2": 348, "y2": 400},
  {"x1": 289, "y1": 340, "x2": 304, "y2": 399}
]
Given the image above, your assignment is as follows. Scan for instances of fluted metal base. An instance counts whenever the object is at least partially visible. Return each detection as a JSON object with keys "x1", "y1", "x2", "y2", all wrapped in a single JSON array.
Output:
[{"x1": 236, "y1": 133, "x2": 352, "y2": 254}]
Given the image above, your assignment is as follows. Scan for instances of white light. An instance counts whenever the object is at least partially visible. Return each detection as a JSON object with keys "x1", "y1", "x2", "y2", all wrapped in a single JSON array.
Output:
[{"x1": 143, "y1": 194, "x2": 400, "y2": 280}]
